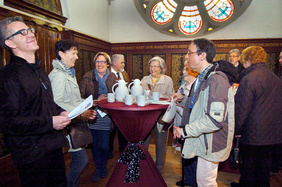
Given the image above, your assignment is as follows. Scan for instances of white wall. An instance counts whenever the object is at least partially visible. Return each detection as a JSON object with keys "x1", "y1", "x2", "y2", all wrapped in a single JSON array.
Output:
[
  {"x1": 1, "y1": 0, "x2": 282, "y2": 43},
  {"x1": 61, "y1": 0, "x2": 110, "y2": 41},
  {"x1": 109, "y1": 0, "x2": 282, "y2": 43}
]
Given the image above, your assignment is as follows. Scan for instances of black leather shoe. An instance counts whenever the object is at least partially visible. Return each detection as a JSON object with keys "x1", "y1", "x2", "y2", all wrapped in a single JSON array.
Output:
[
  {"x1": 230, "y1": 182, "x2": 240, "y2": 187},
  {"x1": 176, "y1": 180, "x2": 188, "y2": 186},
  {"x1": 108, "y1": 152, "x2": 113, "y2": 159}
]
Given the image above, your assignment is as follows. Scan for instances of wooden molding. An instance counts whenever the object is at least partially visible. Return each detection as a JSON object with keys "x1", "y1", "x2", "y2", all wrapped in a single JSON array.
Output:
[
  {"x1": 4, "y1": 0, "x2": 67, "y2": 25},
  {"x1": 111, "y1": 38, "x2": 282, "y2": 54}
]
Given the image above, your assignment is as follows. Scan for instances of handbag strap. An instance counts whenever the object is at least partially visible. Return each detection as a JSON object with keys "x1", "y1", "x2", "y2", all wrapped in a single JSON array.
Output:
[{"x1": 235, "y1": 135, "x2": 241, "y2": 148}]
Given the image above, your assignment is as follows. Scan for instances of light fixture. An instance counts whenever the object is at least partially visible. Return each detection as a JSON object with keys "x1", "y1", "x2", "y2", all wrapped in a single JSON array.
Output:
[{"x1": 208, "y1": 27, "x2": 213, "y2": 31}]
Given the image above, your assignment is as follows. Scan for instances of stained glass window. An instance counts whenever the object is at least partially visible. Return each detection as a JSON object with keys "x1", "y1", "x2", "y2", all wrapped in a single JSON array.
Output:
[
  {"x1": 178, "y1": 6, "x2": 202, "y2": 35},
  {"x1": 204, "y1": 0, "x2": 234, "y2": 22},
  {"x1": 151, "y1": 0, "x2": 177, "y2": 25},
  {"x1": 135, "y1": 0, "x2": 252, "y2": 38}
]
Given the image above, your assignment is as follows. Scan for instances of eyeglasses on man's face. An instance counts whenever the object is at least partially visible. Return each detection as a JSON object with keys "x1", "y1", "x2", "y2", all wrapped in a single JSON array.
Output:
[
  {"x1": 186, "y1": 49, "x2": 202, "y2": 56},
  {"x1": 95, "y1": 61, "x2": 107, "y2": 64},
  {"x1": 6, "y1": 28, "x2": 35, "y2": 40}
]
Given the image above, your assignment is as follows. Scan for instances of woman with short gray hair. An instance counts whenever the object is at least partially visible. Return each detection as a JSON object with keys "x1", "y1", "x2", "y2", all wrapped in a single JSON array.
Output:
[{"x1": 141, "y1": 56, "x2": 174, "y2": 173}]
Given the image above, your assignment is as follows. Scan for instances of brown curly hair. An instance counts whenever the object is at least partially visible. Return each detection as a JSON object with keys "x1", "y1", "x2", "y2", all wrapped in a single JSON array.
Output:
[{"x1": 241, "y1": 46, "x2": 267, "y2": 65}]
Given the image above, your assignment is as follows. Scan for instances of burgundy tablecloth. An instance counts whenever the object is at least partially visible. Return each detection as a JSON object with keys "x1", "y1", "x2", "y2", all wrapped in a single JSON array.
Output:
[{"x1": 98, "y1": 99, "x2": 168, "y2": 187}]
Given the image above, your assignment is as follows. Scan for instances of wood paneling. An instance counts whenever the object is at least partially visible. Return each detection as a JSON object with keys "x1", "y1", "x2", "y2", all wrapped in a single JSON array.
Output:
[
  {"x1": 4, "y1": 0, "x2": 67, "y2": 24},
  {"x1": 112, "y1": 39, "x2": 282, "y2": 92}
]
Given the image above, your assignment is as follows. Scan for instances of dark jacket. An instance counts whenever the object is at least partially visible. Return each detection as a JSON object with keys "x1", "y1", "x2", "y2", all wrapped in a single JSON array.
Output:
[
  {"x1": 106, "y1": 70, "x2": 129, "y2": 93},
  {"x1": 0, "y1": 56, "x2": 68, "y2": 165},
  {"x1": 79, "y1": 70, "x2": 99, "y2": 99},
  {"x1": 235, "y1": 62, "x2": 282, "y2": 145}
]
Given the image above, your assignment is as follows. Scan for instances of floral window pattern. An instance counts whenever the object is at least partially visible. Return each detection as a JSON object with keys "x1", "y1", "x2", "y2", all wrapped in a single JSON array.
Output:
[
  {"x1": 151, "y1": 0, "x2": 177, "y2": 25},
  {"x1": 205, "y1": 0, "x2": 234, "y2": 22},
  {"x1": 135, "y1": 0, "x2": 253, "y2": 38},
  {"x1": 178, "y1": 6, "x2": 202, "y2": 35}
]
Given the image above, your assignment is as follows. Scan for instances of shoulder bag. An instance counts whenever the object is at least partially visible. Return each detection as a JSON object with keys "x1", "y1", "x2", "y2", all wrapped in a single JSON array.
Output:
[
  {"x1": 230, "y1": 135, "x2": 242, "y2": 166},
  {"x1": 66, "y1": 122, "x2": 93, "y2": 149}
]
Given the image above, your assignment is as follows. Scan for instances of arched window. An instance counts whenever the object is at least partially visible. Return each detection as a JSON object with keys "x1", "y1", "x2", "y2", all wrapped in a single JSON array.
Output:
[{"x1": 134, "y1": 0, "x2": 253, "y2": 38}]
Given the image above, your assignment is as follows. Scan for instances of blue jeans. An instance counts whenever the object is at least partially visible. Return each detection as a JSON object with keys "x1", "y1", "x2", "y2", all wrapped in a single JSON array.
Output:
[
  {"x1": 90, "y1": 129, "x2": 110, "y2": 172},
  {"x1": 66, "y1": 149, "x2": 88, "y2": 187}
]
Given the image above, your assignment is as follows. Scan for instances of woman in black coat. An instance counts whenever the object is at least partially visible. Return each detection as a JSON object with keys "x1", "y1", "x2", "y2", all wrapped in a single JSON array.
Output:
[{"x1": 232, "y1": 46, "x2": 282, "y2": 187}]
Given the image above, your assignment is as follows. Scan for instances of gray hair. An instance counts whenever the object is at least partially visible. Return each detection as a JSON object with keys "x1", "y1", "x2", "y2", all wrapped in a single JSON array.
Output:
[
  {"x1": 111, "y1": 54, "x2": 124, "y2": 65},
  {"x1": 93, "y1": 52, "x2": 111, "y2": 66},
  {"x1": 149, "y1": 56, "x2": 166, "y2": 74},
  {"x1": 0, "y1": 16, "x2": 24, "y2": 54},
  {"x1": 229, "y1": 49, "x2": 240, "y2": 56}
]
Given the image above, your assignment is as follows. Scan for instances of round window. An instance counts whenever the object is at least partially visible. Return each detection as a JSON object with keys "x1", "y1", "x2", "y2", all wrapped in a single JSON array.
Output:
[{"x1": 134, "y1": 0, "x2": 253, "y2": 38}]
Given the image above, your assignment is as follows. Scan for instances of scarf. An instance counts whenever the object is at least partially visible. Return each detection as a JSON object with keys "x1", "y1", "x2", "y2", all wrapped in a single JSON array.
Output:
[
  {"x1": 59, "y1": 60, "x2": 75, "y2": 77},
  {"x1": 95, "y1": 69, "x2": 109, "y2": 96}
]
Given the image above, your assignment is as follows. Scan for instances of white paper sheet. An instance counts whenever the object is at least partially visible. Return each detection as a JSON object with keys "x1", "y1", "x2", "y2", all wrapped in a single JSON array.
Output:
[
  {"x1": 68, "y1": 95, "x2": 93, "y2": 119},
  {"x1": 162, "y1": 99, "x2": 176, "y2": 123}
]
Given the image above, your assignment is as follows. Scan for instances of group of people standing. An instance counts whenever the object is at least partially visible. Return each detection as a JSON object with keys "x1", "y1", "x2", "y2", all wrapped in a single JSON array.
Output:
[
  {"x1": 173, "y1": 40, "x2": 281, "y2": 187},
  {"x1": 0, "y1": 16, "x2": 281, "y2": 187}
]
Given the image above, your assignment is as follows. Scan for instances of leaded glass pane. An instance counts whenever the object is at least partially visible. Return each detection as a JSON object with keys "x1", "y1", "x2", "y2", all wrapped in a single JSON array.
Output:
[
  {"x1": 204, "y1": 0, "x2": 234, "y2": 22},
  {"x1": 178, "y1": 6, "x2": 202, "y2": 35},
  {"x1": 151, "y1": 0, "x2": 177, "y2": 25}
]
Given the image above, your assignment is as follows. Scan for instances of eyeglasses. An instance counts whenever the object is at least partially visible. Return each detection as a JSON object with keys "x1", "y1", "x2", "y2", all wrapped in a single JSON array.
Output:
[
  {"x1": 149, "y1": 65, "x2": 160, "y2": 69},
  {"x1": 95, "y1": 61, "x2": 107, "y2": 64},
  {"x1": 5, "y1": 28, "x2": 35, "y2": 40},
  {"x1": 229, "y1": 55, "x2": 239, "y2": 58},
  {"x1": 187, "y1": 49, "x2": 202, "y2": 56}
]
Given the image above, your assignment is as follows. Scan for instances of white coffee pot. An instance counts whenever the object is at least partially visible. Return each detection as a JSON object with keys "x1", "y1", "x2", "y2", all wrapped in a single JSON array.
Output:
[
  {"x1": 112, "y1": 79, "x2": 129, "y2": 101},
  {"x1": 128, "y1": 79, "x2": 144, "y2": 97}
]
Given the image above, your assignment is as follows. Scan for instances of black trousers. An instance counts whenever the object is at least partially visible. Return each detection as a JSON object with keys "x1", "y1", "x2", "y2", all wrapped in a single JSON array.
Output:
[
  {"x1": 17, "y1": 149, "x2": 66, "y2": 187},
  {"x1": 239, "y1": 144, "x2": 273, "y2": 187}
]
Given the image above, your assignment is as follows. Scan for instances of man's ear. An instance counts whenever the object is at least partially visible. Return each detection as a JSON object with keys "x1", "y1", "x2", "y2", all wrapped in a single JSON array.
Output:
[
  {"x1": 200, "y1": 51, "x2": 207, "y2": 61},
  {"x1": 238, "y1": 55, "x2": 241, "y2": 61},
  {"x1": 5, "y1": 39, "x2": 16, "y2": 49}
]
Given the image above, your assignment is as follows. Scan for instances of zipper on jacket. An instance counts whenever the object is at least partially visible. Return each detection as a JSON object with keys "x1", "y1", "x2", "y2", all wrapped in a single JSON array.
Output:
[{"x1": 204, "y1": 133, "x2": 208, "y2": 155}]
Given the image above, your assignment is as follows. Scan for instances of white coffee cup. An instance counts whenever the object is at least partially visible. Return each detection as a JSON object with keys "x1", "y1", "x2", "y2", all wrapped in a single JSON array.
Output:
[
  {"x1": 125, "y1": 95, "x2": 133, "y2": 106},
  {"x1": 137, "y1": 95, "x2": 145, "y2": 107},
  {"x1": 152, "y1": 92, "x2": 160, "y2": 101},
  {"x1": 107, "y1": 93, "x2": 115, "y2": 103}
]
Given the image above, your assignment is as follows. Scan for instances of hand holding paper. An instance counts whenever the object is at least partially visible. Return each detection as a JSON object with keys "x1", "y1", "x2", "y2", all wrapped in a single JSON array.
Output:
[{"x1": 68, "y1": 95, "x2": 93, "y2": 119}]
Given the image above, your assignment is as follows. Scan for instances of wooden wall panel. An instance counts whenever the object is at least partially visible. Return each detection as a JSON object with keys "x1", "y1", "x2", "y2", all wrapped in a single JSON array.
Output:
[
  {"x1": 62, "y1": 30, "x2": 111, "y2": 83},
  {"x1": 112, "y1": 39, "x2": 282, "y2": 91}
]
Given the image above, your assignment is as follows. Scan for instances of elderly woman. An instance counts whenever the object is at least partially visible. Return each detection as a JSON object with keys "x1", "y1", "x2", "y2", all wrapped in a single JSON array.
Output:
[
  {"x1": 79, "y1": 52, "x2": 112, "y2": 182},
  {"x1": 231, "y1": 46, "x2": 282, "y2": 187},
  {"x1": 48, "y1": 40, "x2": 96, "y2": 187},
  {"x1": 141, "y1": 56, "x2": 174, "y2": 173}
]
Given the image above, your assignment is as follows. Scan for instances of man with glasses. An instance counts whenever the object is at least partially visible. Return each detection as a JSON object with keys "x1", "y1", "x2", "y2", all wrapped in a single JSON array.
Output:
[
  {"x1": 106, "y1": 54, "x2": 129, "y2": 159},
  {"x1": 229, "y1": 49, "x2": 245, "y2": 80},
  {"x1": 0, "y1": 16, "x2": 71, "y2": 186},
  {"x1": 173, "y1": 38, "x2": 236, "y2": 186}
]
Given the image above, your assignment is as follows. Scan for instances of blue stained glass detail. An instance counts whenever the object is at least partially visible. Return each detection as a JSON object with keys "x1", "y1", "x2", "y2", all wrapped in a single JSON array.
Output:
[
  {"x1": 156, "y1": 11, "x2": 165, "y2": 21},
  {"x1": 184, "y1": 21, "x2": 197, "y2": 33},
  {"x1": 219, "y1": 7, "x2": 229, "y2": 17}
]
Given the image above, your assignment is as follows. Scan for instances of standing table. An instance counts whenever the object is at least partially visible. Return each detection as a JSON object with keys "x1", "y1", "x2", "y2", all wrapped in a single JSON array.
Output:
[{"x1": 98, "y1": 99, "x2": 168, "y2": 187}]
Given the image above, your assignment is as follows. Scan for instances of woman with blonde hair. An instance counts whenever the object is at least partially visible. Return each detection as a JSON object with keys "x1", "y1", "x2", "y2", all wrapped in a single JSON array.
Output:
[
  {"x1": 231, "y1": 46, "x2": 282, "y2": 187},
  {"x1": 79, "y1": 52, "x2": 112, "y2": 182}
]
